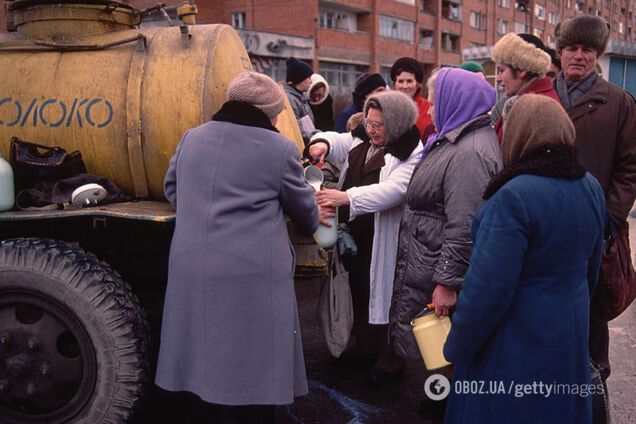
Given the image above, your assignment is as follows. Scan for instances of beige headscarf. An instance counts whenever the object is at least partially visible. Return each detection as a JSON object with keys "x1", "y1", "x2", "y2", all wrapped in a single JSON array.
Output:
[{"x1": 502, "y1": 94, "x2": 575, "y2": 167}]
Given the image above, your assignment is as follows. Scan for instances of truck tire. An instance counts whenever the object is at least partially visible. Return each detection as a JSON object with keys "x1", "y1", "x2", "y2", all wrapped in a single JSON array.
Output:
[{"x1": 0, "y1": 238, "x2": 150, "y2": 424}]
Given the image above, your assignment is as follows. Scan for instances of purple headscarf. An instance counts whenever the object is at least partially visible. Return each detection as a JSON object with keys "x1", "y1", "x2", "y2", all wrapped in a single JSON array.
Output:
[{"x1": 424, "y1": 68, "x2": 496, "y2": 154}]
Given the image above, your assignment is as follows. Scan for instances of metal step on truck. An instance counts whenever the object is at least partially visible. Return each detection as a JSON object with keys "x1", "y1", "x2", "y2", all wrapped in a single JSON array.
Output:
[{"x1": 0, "y1": 1, "x2": 328, "y2": 422}]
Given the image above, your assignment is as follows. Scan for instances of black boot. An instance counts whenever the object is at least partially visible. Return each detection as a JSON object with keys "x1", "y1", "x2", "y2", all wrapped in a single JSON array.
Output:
[{"x1": 368, "y1": 343, "x2": 404, "y2": 386}]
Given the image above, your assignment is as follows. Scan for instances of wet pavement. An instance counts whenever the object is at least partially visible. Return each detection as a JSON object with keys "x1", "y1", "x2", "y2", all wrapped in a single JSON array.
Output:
[
  {"x1": 605, "y1": 211, "x2": 636, "y2": 424},
  {"x1": 134, "y1": 212, "x2": 636, "y2": 424}
]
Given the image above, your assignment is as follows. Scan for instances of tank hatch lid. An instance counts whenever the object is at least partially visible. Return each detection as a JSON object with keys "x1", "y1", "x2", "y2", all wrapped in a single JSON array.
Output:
[{"x1": 7, "y1": 0, "x2": 136, "y2": 12}]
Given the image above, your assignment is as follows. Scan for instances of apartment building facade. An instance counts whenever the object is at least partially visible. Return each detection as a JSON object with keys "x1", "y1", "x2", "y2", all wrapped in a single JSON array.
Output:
[{"x1": 4, "y1": 0, "x2": 635, "y2": 96}]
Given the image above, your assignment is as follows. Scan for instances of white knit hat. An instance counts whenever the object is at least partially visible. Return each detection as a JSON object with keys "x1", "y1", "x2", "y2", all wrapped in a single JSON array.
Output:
[
  {"x1": 492, "y1": 33, "x2": 551, "y2": 75},
  {"x1": 226, "y1": 71, "x2": 286, "y2": 119}
]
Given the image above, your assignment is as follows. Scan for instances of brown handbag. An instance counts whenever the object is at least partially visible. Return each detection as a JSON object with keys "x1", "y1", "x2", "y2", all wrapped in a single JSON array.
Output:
[{"x1": 591, "y1": 221, "x2": 636, "y2": 321}]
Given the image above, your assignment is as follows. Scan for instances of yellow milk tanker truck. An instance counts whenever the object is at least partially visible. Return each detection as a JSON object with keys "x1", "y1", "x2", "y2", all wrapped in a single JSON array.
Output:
[{"x1": 0, "y1": 1, "x2": 326, "y2": 422}]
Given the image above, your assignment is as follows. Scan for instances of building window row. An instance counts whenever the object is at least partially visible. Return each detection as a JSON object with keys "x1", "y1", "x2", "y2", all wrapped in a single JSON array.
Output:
[
  {"x1": 319, "y1": 10, "x2": 357, "y2": 32},
  {"x1": 231, "y1": 12, "x2": 246, "y2": 29},
  {"x1": 497, "y1": 19, "x2": 509, "y2": 35},
  {"x1": 442, "y1": 0, "x2": 462, "y2": 21},
  {"x1": 380, "y1": 14, "x2": 415, "y2": 42},
  {"x1": 535, "y1": 4, "x2": 545, "y2": 20},
  {"x1": 420, "y1": 28, "x2": 434, "y2": 47},
  {"x1": 498, "y1": 0, "x2": 510, "y2": 9},
  {"x1": 319, "y1": 62, "x2": 366, "y2": 95},
  {"x1": 470, "y1": 11, "x2": 487, "y2": 30}
]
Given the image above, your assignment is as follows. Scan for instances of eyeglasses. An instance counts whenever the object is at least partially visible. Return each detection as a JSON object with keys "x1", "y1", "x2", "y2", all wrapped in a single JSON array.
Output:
[{"x1": 364, "y1": 119, "x2": 385, "y2": 130}]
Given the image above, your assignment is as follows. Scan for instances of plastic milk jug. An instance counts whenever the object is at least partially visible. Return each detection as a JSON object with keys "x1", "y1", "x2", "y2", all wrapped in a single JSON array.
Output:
[
  {"x1": 304, "y1": 165, "x2": 337, "y2": 249},
  {"x1": 411, "y1": 303, "x2": 452, "y2": 370},
  {"x1": 0, "y1": 153, "x2": 14, "y2": 211}
]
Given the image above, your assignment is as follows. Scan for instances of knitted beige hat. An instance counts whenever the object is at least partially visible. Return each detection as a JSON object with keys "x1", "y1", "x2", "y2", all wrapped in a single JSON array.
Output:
[
  {"x1": 226, "y1": 71, "x2": 286, "y2": 119},
  {"x1": 492, "y1": 33, "x2": 551, "y2": 75}
]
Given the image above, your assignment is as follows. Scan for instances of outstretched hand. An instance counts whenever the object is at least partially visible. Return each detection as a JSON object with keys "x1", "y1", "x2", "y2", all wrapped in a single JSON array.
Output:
[{"x1": 316, "y1": 188, "x2": 349, "y2": 209}]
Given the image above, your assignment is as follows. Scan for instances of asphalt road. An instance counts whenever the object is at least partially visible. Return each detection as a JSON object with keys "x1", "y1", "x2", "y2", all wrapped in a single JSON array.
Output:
[{"x1": 135, "y1": 212, "x2": 636, "y2": 424}]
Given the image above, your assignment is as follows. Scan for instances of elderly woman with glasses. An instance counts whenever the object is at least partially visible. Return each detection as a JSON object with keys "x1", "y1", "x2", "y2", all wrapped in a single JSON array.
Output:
[{"x1": 307, "y1": 90, "x2": 423, "y2": 371}]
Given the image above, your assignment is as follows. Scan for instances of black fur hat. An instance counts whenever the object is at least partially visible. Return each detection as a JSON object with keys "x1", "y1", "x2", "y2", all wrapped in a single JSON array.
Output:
[{"x1": 555, "y1": 15, "x2": 610, "y2": 55}]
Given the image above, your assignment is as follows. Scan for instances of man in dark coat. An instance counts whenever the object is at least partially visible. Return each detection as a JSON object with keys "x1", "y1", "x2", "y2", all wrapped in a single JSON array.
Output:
[
  {"x1": 155, "y1": 71, "x2": 319, "y2": 423},
  {"x1": 285, "y1": 57, "x2": 316, "y2": 145},
  {"x1": 554, "y1": 15, "x2": 636, "y2": 382}
]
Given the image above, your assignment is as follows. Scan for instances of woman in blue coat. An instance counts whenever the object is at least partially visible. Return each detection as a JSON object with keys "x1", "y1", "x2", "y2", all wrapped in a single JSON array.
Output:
[{"x1": 443, "y1": 94, "x2": 605, "y2": 424}]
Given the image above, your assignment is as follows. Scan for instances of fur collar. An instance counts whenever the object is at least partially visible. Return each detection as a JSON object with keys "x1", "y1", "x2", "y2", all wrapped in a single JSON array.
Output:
[
  {"x1": 384, "y1": 126, "x2": 421, "y2": 161},
  {"x1": 483, "y1": 144, "x2": 586, "y2": 199},
  {"x1": 212, "y1": 101, "x2": 279, "y2": 133}
]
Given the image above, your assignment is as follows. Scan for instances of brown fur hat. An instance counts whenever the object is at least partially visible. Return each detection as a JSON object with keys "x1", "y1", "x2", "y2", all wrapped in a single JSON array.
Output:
[
  {"x1": 492, "y1": 33, "x2": 551, "y2": 75},
  {"x1": 555, "y1": 15, "x2": 610, "y2": 55}
]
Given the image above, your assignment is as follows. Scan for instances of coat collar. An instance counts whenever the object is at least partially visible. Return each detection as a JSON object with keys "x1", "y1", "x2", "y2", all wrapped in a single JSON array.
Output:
[
  {"x1": 483, "y1": 144, "x2": 587, "y2": 199},
  {"x1": 520, "y1": 76, "x2": 555, "y2": 96},
  {"x1": 566, "y1": 78, "x2": 609, "y2": 121},
  {"x1": 443, "y1": 114, "x2": 492, "y2": 145},
  {"x1": 384, "y1": 126, "x2": 421, "y2": 161},
  {"x1": 212, "y1": 101, "x2": 279, "y2": 133}
]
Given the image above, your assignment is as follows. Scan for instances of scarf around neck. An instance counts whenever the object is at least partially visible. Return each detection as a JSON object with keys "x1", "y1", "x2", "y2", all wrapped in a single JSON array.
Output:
[{"x1": 555, "y1": 71, "x2": 597, "y2": 111}]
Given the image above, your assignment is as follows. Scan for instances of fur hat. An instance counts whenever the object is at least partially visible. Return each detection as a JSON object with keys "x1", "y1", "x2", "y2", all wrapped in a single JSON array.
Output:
[
  {"x1": 363, "y1": 91, "x2": 417, "y2": 144},
  {"x1": 492, "y1": 33, "x2": 551, "y2": 75},
  {"x1": 555, "y1": 15, "x2": 610, "y2": 55},
  {"x1": 390, "y1": 57, "x2": 424, "y2": 83},
  {"x1": 307, "y1": 74, "x2": 330, "y2": 105},
  {"x1": 459, "y1": 61, "x2": 485, "y2": 74},
  {"x1": 226, "y1": 71, "x2": 285, "y2": 119},
  {"x1": 352, "y1": 72, "x2": 386, "y2": 107},
  {"x1": 286, "y1": 57, "x2": 313, "y2": 84}
]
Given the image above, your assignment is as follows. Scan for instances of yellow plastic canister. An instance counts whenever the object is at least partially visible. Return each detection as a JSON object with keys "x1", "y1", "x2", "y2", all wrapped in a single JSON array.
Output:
[
  {"x1": 0, "y1": 0, "x2": 303, "y2": 200},
  {"x1": 411, "y1": 309, "x2": 452, "y2": 371}
]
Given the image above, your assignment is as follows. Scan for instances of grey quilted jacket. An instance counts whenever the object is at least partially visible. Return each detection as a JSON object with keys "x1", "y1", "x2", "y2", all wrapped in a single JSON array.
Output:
[{"x1": 389, "y1": 115, "x2": 502, "y2": 359}]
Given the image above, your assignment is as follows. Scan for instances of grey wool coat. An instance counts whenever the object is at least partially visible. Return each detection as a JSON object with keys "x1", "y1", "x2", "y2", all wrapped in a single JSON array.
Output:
[{"x1": 155, "y1": 101, "x2": 319, "y2": 405}]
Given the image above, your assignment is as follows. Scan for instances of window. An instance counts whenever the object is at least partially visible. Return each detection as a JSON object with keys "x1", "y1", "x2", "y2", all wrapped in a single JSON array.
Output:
[
  {"x1": 231, "y1": 12, "x2": 246, "y2": 29},
  {"x1": 468, "y1": 41, "x2": 486, "y2": 48},
  {"x1": 548, "y1": 12, "x2": 559, "y2": 25},
  {"x1": 442, "y1": 33, "x2": 460, "y2": 51},
  {"x1": 619, "y1": 22, "x2": 625, "y2": 34},
  {"x1": 380, "y1": 15, "x2": 415, "y2": 41},
  {"x1": 470, "y1": 11, "x2": 487, "y2": 30},
  {"x1": 420, "y1": 28, "x2": 434, "y2": 47},
  {"x1": 442, "y1": 1, "x2": 462, "y2": 21},
  {"x1": 535, "y1": 4, "x2": 545, "y2": 20},
  {"x1": 533, "y1": 27, "x2": 543, "y2": 38},
  {"x1": 420, "y1": 0, "x2": 435, "y2": 13},
  {"x1": 497, "y1": 19, "x2": 509, "y2": 35},
  {"x1": 514, "y1": 21, "x2": 526, "y2": 33},
  {"x1": 566, "y1": 0, "x2": 571, "y2": 8},
  {"x1": 253, "y1": 57, "x2": 286, "y2": 82},
  {"x1": 319, "y1": 10, "x2": 356, "y2": 32},
  {"x1": 498, "y1": 0, "x2": 510, "y2": 8},
  {"x1": 547, "y1": 34, "x2": 556, "y2": 47},
  {"x1": 575, "y1": 1, "x2": 583, "y2": 12},
  {"x1": 319, "y1": 62, "x2": 367, "y2": 95},
  {"x1": 395, "y1": 0, "x2": 416, "y2": 4}
]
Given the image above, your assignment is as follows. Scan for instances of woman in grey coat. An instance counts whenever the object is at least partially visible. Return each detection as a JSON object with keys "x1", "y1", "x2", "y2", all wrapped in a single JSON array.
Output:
[
  {"x1": 155, "y1": 71, "x2": 319, "y2": 423},
  {"x1": 386, "y1": 68, "x2": 502, "y2": 380}
]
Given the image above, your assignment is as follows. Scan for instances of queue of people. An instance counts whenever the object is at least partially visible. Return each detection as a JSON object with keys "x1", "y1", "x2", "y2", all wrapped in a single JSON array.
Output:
[{"x1": 156, "y1": 13, "x2": 635, "y2": 424}]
